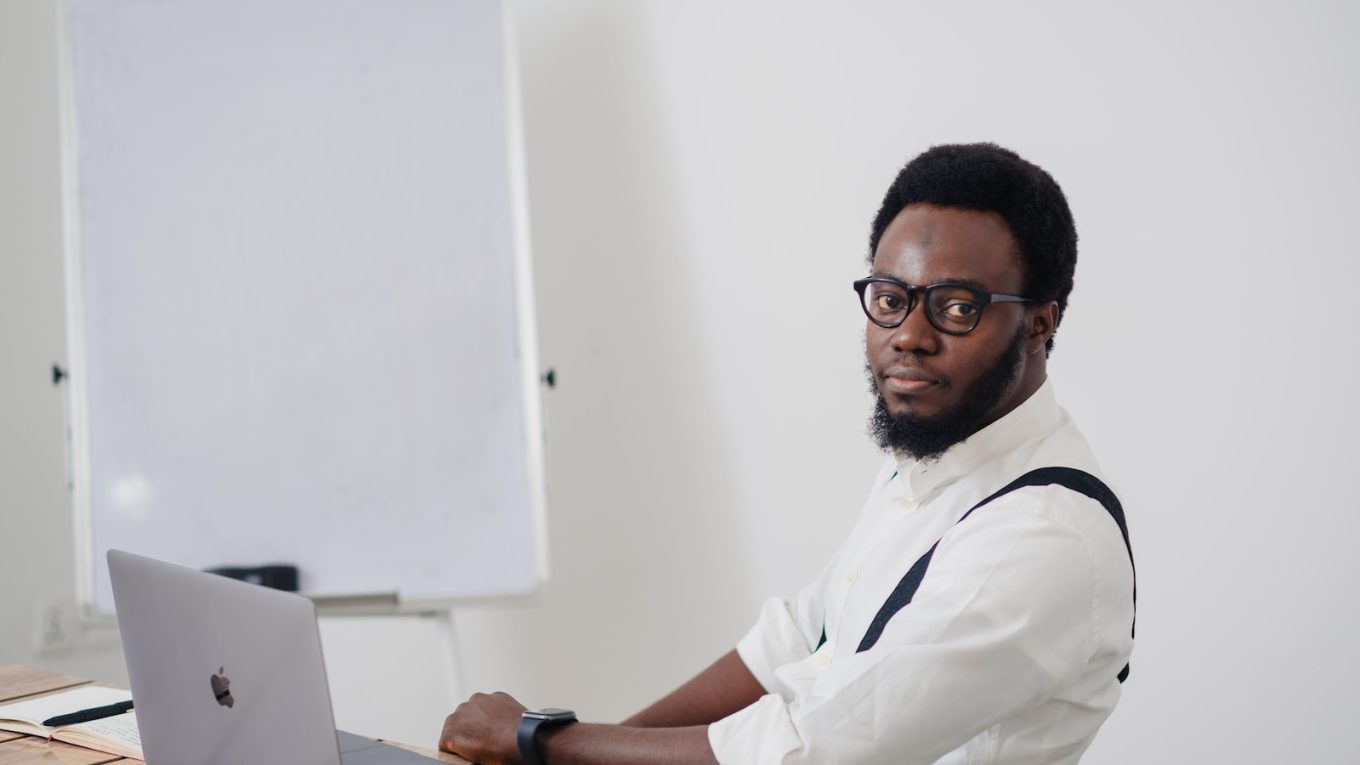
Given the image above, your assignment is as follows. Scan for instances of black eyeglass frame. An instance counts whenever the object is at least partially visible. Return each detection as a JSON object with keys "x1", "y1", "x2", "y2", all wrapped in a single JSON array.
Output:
[{"x1": 852, "y1": 276, "x2": 1034, "y2": 335}]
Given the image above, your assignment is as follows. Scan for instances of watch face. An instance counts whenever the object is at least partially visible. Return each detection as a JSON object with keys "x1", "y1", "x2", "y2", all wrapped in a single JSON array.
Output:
[{"x1": 525, "y1": 708, "x2": 576, "y2": 722}]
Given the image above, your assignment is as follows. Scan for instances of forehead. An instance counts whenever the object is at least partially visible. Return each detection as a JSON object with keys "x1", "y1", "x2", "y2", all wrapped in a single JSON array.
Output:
[{"x1": 872, "y1": 204, "x2": 1024, "y2": 291}]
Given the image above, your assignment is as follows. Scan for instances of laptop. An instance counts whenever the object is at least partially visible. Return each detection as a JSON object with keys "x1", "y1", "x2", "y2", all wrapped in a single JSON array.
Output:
[{"x1": 108, "y1": 549, "x2": 444, "y2": 764}]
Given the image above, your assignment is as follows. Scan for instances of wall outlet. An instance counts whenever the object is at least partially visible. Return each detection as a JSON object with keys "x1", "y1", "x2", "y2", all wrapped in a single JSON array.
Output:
[{"x1": 33, "y1": 598, "x2": 121, "y2": 656}]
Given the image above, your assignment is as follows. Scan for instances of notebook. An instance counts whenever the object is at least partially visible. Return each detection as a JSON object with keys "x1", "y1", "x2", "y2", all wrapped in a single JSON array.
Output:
[{"x1": 0, "y1": 685, "x2": 141, "y2": 759}]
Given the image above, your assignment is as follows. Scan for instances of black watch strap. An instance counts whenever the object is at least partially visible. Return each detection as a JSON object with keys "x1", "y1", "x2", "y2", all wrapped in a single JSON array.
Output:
[{"x1": 517, "y1": 709, "x2": 577, "y2": 765}]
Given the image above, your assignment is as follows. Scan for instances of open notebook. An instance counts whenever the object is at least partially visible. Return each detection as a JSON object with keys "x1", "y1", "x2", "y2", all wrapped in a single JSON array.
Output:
[{"x1": 0, "y1": 685, "x2": 142, "y2": 759}]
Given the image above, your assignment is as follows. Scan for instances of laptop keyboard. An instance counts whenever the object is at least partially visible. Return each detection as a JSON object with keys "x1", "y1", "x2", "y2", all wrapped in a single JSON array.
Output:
[{"x1": 337, "y1": 729, "x2": 445, "y2": 763}]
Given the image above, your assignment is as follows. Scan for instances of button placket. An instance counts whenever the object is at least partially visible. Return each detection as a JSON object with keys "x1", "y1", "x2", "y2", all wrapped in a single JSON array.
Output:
[{"x1": 823, "y1": 481, "x2": 929, "y2": 672}]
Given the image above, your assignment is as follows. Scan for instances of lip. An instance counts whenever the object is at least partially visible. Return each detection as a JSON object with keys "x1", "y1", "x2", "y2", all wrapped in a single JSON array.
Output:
[{"x1": 882, "y1": 365, "x2": 939, "y2": 394}]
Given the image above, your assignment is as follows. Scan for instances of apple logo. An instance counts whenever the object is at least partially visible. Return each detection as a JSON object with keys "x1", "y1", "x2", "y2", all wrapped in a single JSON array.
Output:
[{"x1": 210, "y1": 667, "x2": 234, "y2": 708}]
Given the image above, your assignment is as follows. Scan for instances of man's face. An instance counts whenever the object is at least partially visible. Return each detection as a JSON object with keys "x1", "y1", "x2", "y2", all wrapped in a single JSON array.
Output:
[{"x1": 865, "y1": 203, "x2": 1040, "y2": 460}]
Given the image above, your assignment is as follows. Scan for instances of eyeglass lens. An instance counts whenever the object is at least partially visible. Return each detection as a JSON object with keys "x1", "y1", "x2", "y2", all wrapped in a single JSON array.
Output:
[{"x1": 861, "y1": 282, "x2": 984, "y2": 333}]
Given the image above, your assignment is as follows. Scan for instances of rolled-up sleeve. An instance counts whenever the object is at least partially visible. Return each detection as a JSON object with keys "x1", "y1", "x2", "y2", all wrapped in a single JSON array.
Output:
[
  {"x1": 735, "y1": 596, "x2": 816, "y2": 699},
  {"x1": 710, "y1": 491, "x2": 1106, "y2": 765}
]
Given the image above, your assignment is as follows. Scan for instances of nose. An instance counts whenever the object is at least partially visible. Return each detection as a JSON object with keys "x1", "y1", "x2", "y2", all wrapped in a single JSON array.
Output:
[{"x1": 888, "y1": 299, "x2": 940, "y2": 355}]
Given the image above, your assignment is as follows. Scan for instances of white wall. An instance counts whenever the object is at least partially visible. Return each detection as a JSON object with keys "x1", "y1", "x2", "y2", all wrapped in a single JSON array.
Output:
[
  {"x1": 0, "y1": 0, "x2": 132, "y2": 682},
  {"x1": 3, "y1": 1, "x2": 1358, "y2": 762}
]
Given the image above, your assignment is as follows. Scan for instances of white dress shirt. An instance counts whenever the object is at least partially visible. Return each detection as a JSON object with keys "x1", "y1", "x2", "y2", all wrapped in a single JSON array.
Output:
[{"x1": 708, "y1": 380, "x2": 1134, "y2": 765}]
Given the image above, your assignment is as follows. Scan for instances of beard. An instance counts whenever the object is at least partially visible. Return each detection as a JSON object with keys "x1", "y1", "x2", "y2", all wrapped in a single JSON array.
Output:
[{"x1": 867, "y1": 325, "x2": 1027, "y2": 462}]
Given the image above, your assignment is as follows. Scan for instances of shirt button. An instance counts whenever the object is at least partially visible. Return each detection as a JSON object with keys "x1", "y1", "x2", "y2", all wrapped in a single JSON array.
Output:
[
  {"x1": 817, "y1": 650, "x2": 831, "y2": 667},
  {"x1": 844, "y1": 569, "x2": 857, "y2": 584},
  {"x1": 894, "y1": 497, "x2": 914, "y2": 510}
]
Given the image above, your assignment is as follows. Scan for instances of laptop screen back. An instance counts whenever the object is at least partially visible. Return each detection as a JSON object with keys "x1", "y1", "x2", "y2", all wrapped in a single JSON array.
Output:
[{"x1": 109, "y1": 549, "x2": 341, "y2": 764}]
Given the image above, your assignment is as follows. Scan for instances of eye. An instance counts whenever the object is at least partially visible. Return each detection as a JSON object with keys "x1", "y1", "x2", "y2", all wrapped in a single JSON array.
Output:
[
  {"x1": 940, "y1": 300, "x2": 980, "y2": 319},
  {"x1": 873, "y1": 293, "x2": 905, "y2": 312}
]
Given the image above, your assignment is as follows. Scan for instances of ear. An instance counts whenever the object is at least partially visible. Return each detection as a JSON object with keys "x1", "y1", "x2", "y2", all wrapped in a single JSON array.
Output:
[{"x1": 1026, "y1": 301, "x2": 1059, "y2": 354}]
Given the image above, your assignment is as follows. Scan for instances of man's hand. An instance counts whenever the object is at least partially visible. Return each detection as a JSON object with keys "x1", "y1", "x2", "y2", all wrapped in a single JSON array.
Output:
[{"x1": 439, "y1": 691, "x2": 526, "y2": 765}]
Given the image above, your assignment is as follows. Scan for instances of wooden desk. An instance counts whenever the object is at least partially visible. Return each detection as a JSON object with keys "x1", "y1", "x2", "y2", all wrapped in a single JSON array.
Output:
[{"x1": 0, "y1": 666, "x2": 468, "y2": 764}]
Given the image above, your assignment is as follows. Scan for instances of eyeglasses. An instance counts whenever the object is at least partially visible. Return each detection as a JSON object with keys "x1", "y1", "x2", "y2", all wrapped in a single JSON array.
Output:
[{"x1": 852, "y1": 277, "x2": 1033, "y2": 335}]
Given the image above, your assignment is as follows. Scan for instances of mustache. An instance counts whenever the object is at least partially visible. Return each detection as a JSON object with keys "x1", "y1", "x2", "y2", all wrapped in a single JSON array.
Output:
[{"x1": 863, "y1": 357, "x2": 952, "y2": 391}]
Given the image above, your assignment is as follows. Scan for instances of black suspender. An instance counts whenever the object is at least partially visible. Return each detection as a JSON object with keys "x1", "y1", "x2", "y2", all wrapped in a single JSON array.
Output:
[{"x1": 824, "y1": 467, "x2": 1136, "y2": 683}]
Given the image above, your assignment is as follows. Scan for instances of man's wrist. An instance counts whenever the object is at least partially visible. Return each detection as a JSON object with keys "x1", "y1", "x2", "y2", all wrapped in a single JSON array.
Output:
[{"x1": 517, "y1": 708, "x2": 578, "y2": 765}]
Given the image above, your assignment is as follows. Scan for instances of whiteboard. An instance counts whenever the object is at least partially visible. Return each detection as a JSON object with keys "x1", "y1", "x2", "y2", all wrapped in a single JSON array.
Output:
[{"x1": 62, "y1": 0, "x2": 546, "y2": 611}]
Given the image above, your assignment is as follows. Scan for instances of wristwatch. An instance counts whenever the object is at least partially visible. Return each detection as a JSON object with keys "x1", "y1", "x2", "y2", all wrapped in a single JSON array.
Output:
[{"x1": 517, "y1": 708, "x2": 577, "y2": 765}]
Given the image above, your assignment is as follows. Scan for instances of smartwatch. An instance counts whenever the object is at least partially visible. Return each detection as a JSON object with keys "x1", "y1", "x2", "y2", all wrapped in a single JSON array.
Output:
[{"x1": 517, "y1": 708, "x2": 577, "y2": 765}]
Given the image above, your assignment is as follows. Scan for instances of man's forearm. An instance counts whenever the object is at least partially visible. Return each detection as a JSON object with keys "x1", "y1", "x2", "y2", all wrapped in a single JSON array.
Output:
[
  {"x1": 440, "y1": 651, "x2": 760, "y2": 763},
  {"x1": 440, "y1": 690, "x2": 728, "y2": 765},
  {"x1": 537, "y1": 722, "x2": 719, "y2": 765},
  {"x1": 622, "y1": 650, "x2": 765, "y2": 728}
]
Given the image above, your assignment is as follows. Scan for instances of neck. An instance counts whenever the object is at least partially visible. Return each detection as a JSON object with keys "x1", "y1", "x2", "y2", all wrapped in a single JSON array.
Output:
[{"x1": 979, "y1": 358, "x2": 1047, "y2": 432}]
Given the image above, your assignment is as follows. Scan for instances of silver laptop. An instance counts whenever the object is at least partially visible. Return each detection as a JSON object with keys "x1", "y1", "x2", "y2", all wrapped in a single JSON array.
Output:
[{"x1": 108, "y1": 549, "x2": 443, "y2": 764}]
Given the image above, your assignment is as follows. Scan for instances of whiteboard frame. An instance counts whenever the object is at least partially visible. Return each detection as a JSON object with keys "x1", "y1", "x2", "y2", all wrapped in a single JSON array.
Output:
[
  {"x1": 56, "y1": 0, "x2": 96, "y2": 609},
  {"x1": 57, "y1": 0, "x2": 550, "y2": 611},
  {"x1": 497, "y1": 0, "x2": 552, "y2": 607}
]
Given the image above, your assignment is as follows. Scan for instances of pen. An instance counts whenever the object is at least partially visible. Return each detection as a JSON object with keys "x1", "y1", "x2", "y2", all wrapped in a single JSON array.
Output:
[{"x1": 41, "y1": 699, "x2": 134, "y2": 727}]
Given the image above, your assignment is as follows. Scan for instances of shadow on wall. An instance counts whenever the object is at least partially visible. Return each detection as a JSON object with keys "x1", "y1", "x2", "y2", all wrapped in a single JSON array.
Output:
[{"x1": 451, "y1": 0, "x2": 758, "y2": 721}]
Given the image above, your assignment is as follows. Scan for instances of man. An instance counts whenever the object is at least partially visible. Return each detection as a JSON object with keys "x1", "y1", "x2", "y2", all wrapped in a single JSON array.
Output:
[{"x1": 439, "y1": 143, "x2": 1136, "y2": 765}]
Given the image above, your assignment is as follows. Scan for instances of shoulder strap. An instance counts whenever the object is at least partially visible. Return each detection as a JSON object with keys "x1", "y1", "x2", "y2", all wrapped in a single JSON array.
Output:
[{"x1": 853, "y1": 467, "x2": 1136, "y2": 683}]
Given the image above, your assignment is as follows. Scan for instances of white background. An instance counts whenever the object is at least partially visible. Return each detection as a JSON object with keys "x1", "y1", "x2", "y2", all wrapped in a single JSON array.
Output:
[{"x1": 3, "y1": 1, "x2": 1358, "y2": 762}]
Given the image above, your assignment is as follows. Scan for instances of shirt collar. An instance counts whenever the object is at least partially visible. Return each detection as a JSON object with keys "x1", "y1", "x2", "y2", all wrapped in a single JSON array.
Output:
[{"x1": 893, "y1": 377, "x2": 1062, "y2": 502}]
